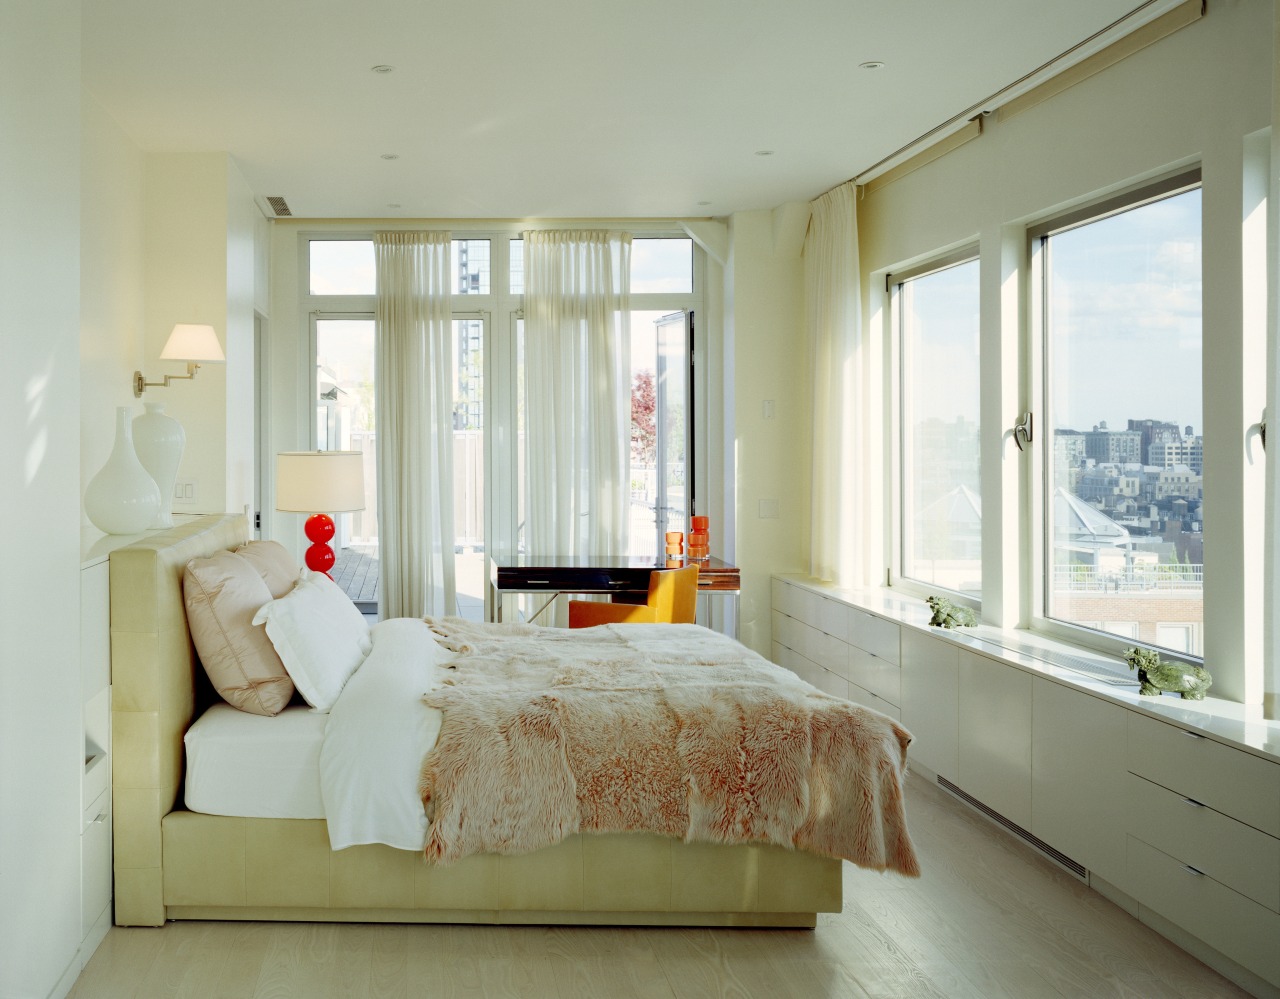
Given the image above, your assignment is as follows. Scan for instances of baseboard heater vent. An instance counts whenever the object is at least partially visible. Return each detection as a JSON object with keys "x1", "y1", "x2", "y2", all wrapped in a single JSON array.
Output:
[{"x1": 936, "y1": 775, "x2": 1087, "y2": 881}]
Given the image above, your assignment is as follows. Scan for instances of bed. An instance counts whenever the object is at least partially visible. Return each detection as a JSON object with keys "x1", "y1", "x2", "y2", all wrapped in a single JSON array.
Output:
[{"x1": 111, "y1": 513, "x2": 915, "y2": 928}]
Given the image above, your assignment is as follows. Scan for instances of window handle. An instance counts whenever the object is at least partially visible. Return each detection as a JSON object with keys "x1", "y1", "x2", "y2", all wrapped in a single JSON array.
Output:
[{"x1": 1012, "y1": 412, "x2": 1034, "y2": 452}]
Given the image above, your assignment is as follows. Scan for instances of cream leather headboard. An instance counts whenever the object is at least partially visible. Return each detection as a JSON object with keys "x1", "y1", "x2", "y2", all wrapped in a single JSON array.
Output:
[{"x1": 110, "y1": 513, "x2": 250, "y2": 926}]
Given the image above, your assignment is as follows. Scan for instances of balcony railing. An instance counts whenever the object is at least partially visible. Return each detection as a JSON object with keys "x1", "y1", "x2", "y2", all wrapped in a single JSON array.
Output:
[{"x1": 1051, "y1": 564, "x2": 1203, "y2": 593}]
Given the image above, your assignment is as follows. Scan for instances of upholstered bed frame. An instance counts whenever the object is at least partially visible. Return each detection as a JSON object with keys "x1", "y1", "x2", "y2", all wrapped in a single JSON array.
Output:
[{"x1": 110, "y1": 513, "x2": 842, "y2": 928}]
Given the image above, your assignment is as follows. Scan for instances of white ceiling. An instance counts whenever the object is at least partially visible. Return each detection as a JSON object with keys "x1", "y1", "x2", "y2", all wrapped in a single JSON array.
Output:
[{"x1": 82, "y1": 0, "x2": 1160, "y2": 220}]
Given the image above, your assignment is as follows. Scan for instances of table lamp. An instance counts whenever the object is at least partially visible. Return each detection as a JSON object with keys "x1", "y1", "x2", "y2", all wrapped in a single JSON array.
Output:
[{"x1": 275, "y1": 451, "x2": 366, "y2": 576}]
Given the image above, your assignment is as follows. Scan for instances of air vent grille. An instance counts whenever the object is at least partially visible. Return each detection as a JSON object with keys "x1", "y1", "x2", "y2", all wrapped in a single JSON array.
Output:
[
  {"x1": 266, "y1": 196, "x2": 292, "y2": 217},
  {"x1": 937, "y1": 775, "x2": 1087, "y2": 880}
]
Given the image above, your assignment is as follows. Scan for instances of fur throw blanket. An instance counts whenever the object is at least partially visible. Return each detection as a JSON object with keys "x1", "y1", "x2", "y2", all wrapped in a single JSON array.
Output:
[{"x1": 419, "y1": 619, "x2": 919, "y2": 876}]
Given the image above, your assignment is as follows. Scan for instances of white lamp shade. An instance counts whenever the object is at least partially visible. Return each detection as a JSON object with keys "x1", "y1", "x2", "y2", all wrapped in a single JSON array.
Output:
[
  {"x1": 276, "y1": 451, "x2": 366, "y2": 513},
  {"x1": 160, "y1": 323, "x2": 225, "y2": 363}
]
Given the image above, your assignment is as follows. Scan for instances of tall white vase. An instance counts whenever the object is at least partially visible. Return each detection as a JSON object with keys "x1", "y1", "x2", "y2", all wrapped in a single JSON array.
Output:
[
  {"x1": 85, "y1": 406, "x2": 162, "y2": 535},
  {"x1": 133, "y1": 401, "x2": 185, "y2": 528}
]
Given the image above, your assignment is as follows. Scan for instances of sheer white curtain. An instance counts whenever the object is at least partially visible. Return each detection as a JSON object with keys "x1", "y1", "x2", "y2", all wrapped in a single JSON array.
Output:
[
  {"x1": 804, "y1": 182, "x2": 861, "y2": 585},
  {"x1": 374, "y1": 231, "x2": 455, "y2": 618},
  {"x1": 523, "y1": 230, "x2": 631, "y2": 560}
]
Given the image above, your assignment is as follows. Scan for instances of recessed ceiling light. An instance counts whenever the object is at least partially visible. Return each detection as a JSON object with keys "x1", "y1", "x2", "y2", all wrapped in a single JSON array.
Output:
[
  {"x1": 371, "y1": 65, "x2": 394, "y2": 74},
  {"x1": 380, "y1": 153, "x2": 399, "y2": 160},
  {"x1": 859, "y1": 60, "x2": 886, "y2": 70},
  {"x1": 755, "y1": 150, "x2": 774, "y2": 157}
]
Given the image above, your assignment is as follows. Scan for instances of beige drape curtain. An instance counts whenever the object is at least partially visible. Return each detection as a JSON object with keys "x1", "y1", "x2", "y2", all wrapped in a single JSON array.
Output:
[
  {"x1": 804, "y1": 182, "x2": 861, "y2": 585},
  {"x1": 523, "y1": 230, "x2": 632, "y2": 562},
  {"x1": 374, "y1": 231, "x2": 455, "y2": 618}
]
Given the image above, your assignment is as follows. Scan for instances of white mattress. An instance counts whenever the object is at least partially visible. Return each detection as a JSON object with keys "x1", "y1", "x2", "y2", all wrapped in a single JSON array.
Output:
[{"x1": 184, "y1": 703, "x2": 328, "y2": 819}]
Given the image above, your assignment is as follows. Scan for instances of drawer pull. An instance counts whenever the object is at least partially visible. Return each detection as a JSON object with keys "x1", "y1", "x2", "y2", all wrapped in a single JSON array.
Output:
[
  {"x1": 1182, "y1": 797, "x2": 1206, "y2": 808},
  {"x1": 1182, "y1": 864, "x2": 1205, "y2": 877},
  {"x1": 90, "y1": 812, "x2": 107, "y2": 825},
  {"x1": 1181, "y1": 730, "x2": 1206, "y2": 740}
]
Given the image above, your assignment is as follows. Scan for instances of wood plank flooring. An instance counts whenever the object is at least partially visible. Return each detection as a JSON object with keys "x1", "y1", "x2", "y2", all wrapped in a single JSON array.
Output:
[{"x1": 68, "y1": 772, "x2": 1251, "y2": 998}]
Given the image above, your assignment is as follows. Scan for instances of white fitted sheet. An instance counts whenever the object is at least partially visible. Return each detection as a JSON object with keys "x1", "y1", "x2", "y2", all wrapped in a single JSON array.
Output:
[{"x1": 184, "y1": 703, "x2": 328, "y2": 819}]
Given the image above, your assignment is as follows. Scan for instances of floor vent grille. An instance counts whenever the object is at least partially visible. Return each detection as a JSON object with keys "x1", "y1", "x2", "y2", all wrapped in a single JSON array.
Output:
[{"x1": 936, "y1": 775, "x2": 1088, "y2": 881}]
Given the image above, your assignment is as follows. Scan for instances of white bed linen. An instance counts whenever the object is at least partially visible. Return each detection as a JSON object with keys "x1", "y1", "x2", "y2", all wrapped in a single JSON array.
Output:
[
  {"x1": 184, "y1": 703, "x2": 328, "y2": 818},
  {"x1": 320, "y1": 617, "x2": 454, "y2": 851}
]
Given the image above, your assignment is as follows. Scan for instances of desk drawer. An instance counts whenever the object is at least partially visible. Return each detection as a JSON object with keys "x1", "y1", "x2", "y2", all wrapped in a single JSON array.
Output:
[
  {"x1": 1127, "y1": 773, "x2": 1280, "y2": 911},
  {"x1": 1126, "y1": 836, "x2": 1280, "y2": 985},
  {"x1": 1128, "y1": 714, "x2": 1280, "y2": 836}
]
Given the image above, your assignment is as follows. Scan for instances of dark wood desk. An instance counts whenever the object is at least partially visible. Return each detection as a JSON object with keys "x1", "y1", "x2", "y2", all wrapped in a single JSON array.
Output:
[{"x1": 487, "y1": 554, "x2": 740, "y2": 626}]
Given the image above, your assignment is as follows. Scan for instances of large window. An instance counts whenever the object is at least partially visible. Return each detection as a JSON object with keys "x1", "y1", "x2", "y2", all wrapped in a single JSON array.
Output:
[
  {"x1": 1038, "y1": 176, "x2": 1203, "y2": 657},
  {"x1": 305, "y1": 233, "x2": 700, "y2": 615},
  {"x1": 895, "y1": 257, "x2": 982, "y2": 596}
]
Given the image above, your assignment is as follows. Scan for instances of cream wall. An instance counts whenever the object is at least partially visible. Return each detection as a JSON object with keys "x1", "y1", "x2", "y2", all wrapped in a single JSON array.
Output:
[
  {"x1": 725, "y1": 207, "x2": 811, "y2": 655},
  {"x1": 0, "y1": 4, "x2": 85, "y2": 997},
  {"x1": 855, "y1": 2, "x2": 1273, "y2": 703},
  {"x1": 141, "y1": 152, "x2": 259, "y2": 520},
  {"x1": 80, "y1": 94, "x2": 145, "y2": 496}
]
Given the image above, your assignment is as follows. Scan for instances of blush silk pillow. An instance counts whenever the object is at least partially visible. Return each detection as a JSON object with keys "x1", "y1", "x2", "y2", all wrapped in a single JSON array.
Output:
[
  {"x1": 252, "y1": 570, "x2": 371, "y2": 712},
  {"x1": 183, "y1": 550, "x2": 296, "y2": 716},
  {"x1": 234, "y1": 539, "x2": 300, "y2": 598}
]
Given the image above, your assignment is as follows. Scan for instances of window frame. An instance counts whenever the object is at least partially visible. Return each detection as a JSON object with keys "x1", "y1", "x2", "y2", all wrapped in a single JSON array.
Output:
[
  {"x1": 887, "y1": 245, "x2": 982, "y2": 609},
  {"x1": 1026, "y1": 167, "x2": 1205, "y2": 661}
]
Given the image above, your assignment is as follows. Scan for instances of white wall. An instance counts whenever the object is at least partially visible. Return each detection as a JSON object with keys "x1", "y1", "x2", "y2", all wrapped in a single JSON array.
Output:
[
  {"x1": 724, "y1": 207, "x2": 811, "y2": 655},
  {"x1": 79, "y1": 95, "x2": 144, "y2": 498},
  {"x1": 0, "y1": 3, "x2": 85, "y2": 997},
  {"x1": 141, "y1": 153, "x2": 259, "y2": 520},
  {"x1": 856, "y1": 3, "x2": 1274, "y2": 702}
]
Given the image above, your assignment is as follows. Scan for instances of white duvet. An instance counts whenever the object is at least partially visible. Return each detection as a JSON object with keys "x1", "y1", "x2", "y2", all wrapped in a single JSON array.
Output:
[{"x1": 319, "y1": 617, "x2": 455, "y2": 851}]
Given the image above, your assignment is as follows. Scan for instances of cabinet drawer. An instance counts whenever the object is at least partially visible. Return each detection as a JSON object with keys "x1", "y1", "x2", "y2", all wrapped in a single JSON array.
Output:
[
  {"x1": 82, "y1": 788, "x2": 112, "y2": 938},
  {"x1": 1126, "y1": 836, "x2": 1280, "y2": 985},
  {"x1": 848, "y1": 681, "x2": 901, "y2": 722},
  {"x1": 1128, "y1": 713, "x2": 1280, "y2": 836},
  {"x1": 771, "y1": 610, "x2": 804, "y2": 655},
  {"x1": 1127, "y1": 773, "x2": 1280, "y2": 911},
  {"x1": 848, "y1": 609, "x2": 899, "y2": 665},
  {"x1": 808, "y1": 628, "x2": 849, "y2": 674},
  {"x1": 771, "y1": 578, "x2": 800, "y2": 619},
  {"x1": 847, "y1": 647, "x2": 901, "y2": 707}
]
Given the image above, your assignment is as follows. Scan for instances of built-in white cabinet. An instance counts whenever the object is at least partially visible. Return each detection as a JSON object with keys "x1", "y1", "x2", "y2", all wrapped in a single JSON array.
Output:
[
  {"x1": 1123, "y1": 713, "x2": 1280, "y2": 987},
  {"x1": 771, "y1": 578, "x2": 901, "y2": 721},
  {"x1": 957, "y1": 649, "x2": 1032, "y2": 829},
  {"x1": 899, "y1": 629, "x2": 958, "y2": 779},
  {"x1": 78, "y1": 553, "x2": 114, "y2": 959},
  {"x1": 1030, "y1": 679, "x2": 1128, "y2": 886},
  {"x1": 771, "y1": 573, "x2": 1280, "y2": 995}
]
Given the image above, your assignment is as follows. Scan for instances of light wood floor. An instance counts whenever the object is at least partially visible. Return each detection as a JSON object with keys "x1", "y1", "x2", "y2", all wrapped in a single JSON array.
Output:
[{"x1": 69, "y1": 772, "x2": 1250, "y2": 999}]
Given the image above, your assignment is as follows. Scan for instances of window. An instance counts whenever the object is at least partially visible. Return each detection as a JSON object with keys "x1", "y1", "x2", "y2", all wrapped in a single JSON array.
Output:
[
  {"x1": 895, "y1": 256, "x2": 981, "y2": 596},
  {"x1": 1038, "y1": 176, "x2": 1203, "y2": 658},
  {"x1": 305, "y1": 232, "x2": 701, "y2": 618}
]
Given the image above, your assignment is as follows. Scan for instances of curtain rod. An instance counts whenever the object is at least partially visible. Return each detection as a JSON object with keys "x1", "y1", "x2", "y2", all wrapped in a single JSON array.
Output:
[{"x1": 818, "y1": 0, "x2": 1193, "y2": 198}]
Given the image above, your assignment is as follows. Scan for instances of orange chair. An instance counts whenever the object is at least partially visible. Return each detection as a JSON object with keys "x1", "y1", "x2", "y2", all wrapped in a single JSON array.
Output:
[{"x1": 568, "y1": 564, "x2": 699, "y2": 627}]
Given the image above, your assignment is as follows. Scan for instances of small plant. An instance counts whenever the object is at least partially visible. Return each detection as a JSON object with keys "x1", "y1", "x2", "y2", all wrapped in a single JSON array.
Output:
[
  {"x1": 1123, "y1": 646, "x2": 1212, "y2": 700},
  {"x1": 926, "y1": 595, "x2": 976, "y2": 629}
]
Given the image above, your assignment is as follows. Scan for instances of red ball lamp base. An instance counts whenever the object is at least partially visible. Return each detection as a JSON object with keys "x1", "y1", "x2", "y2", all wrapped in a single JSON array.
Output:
[{"x1": 304, "y1": 513, "x2": 336, "y2": 577}]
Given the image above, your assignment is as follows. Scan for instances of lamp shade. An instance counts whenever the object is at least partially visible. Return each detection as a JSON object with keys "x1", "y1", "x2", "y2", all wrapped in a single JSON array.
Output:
[
  {"x1": 160, "y1": 323, "x2": 225, "y2": 363},
  {"x1": 276, "y1": 451, "x2": 366, "y2": 513}
]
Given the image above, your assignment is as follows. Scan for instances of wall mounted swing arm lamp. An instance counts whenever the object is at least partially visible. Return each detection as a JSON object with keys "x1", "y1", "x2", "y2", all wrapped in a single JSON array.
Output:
[{"x1": 133, "y1": 323, "x2": 226, "y2": 398}]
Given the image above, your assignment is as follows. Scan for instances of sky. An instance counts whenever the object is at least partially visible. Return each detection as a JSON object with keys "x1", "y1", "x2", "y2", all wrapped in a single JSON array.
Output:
[{"x1": 906, "y1": 187, "x2": 1202, "y2": 438}]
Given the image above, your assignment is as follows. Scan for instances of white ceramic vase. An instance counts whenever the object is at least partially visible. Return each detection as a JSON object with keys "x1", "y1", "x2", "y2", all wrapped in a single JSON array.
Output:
[
  {"x1": 84, "y1": 406, "x2": 162, "y2": 535},
  {"x1": 133, "y1": 401, "x2": 185, "y2": 528}
]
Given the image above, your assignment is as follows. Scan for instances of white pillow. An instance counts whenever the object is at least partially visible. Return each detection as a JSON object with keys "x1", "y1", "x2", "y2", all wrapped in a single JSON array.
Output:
[{"x1": 252, "y1": 570, "x2": 372, "y2": 712}]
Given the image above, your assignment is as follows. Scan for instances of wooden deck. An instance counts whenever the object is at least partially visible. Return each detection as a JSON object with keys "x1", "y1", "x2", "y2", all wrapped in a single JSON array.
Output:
[{"x1": 332, "y1": 545, "x2": 378, "y2": 607}]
